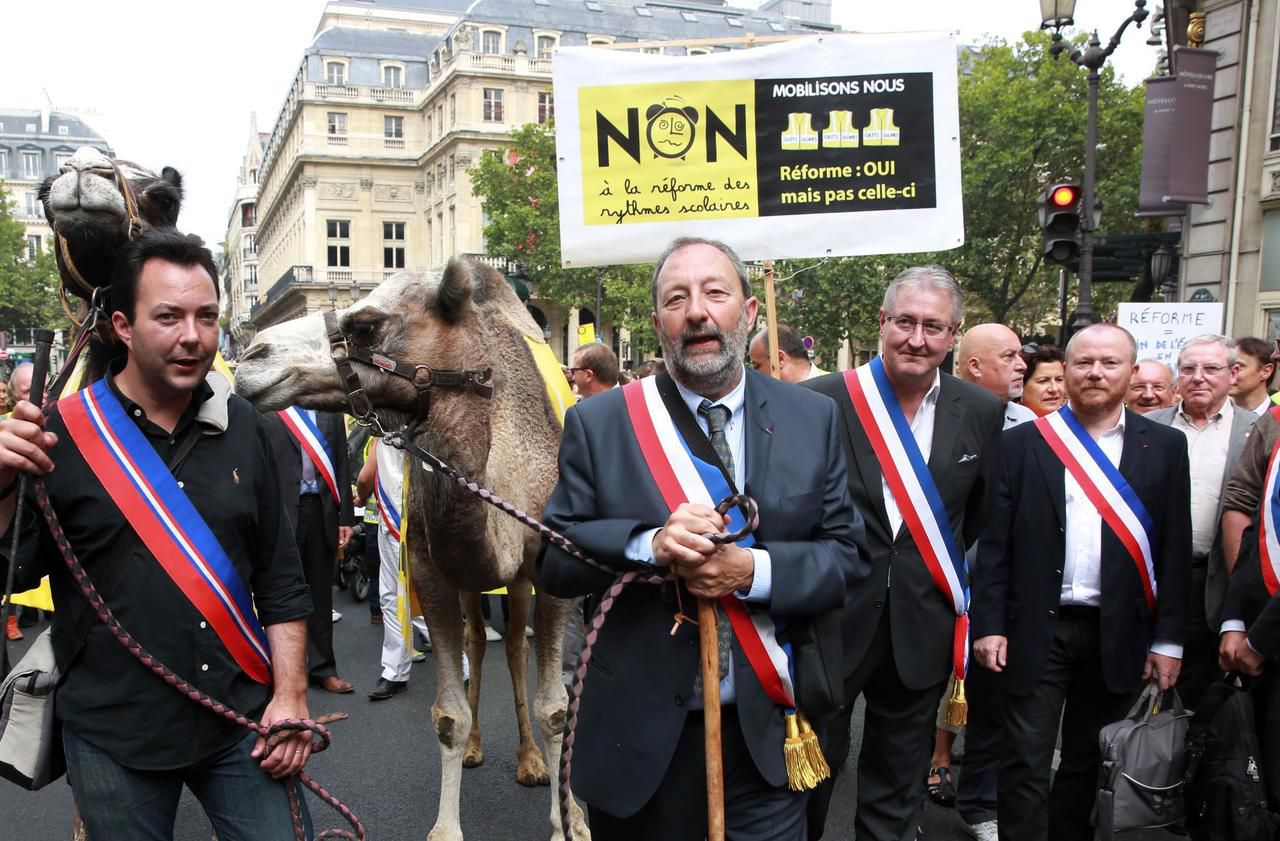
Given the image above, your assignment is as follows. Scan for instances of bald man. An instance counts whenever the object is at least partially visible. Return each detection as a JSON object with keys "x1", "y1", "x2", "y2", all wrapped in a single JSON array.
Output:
[
  {"x1": 956, "y1": 324, "x2": 1036, "y2": 428},
  {"x1": 748, "y1": 325, "x2": 825, "y2": 383},
  {"x1": 1126, "y1": 359, "x2": 1176, "y2": 414}
]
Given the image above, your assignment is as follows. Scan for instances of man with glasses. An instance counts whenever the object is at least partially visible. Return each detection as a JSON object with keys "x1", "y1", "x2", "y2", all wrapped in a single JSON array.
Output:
[
  {"x1": 1125, "y1": 358, "x2": 1177, "y2": 414},
  {"x1": 805, "y1": 265, "x2": 1004, "y2": 841},
  {"x1": 1146, "y1": 336, "x2": 1254, "y2": 709},
  {"x1": 567, "y1": 342, "x2": 619, "y2": 399}
]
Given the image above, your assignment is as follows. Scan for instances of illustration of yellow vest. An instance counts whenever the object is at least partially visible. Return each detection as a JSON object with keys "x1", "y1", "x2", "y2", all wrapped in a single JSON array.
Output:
[
  {"x1": 863, "y1": 108, "x2": 901, "y2": 147},
  {"x1": 821, "y1": 110, "x2": 859, "y2": 149},
  {"x1": 781, "y1": 113, "x2": 819, "y2": 151}
]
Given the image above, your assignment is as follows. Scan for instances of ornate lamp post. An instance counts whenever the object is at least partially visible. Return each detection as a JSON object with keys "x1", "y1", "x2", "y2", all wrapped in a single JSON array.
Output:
[
  {"x1": 1039, "y1": 0, "x2": 1150, "y2": 331},
  {"x1": 1151, "y1": 243, "x2": 1177, "y2": 302}
]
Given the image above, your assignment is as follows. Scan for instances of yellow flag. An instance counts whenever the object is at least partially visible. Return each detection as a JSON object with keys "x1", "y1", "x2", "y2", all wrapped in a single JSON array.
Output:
[
  {"x1": 577, "y1": 324, "x2": 596, "y2": 345},
  {"x1": 8, "y1": 577, "x2": 54, "y2": 611},
  {"x1": 524, "y1": 337, "x2": 576, "y2": 426}
]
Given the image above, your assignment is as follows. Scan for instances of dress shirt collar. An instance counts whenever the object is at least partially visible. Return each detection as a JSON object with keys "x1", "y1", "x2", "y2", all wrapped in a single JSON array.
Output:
[
  {"x1": 105, "y1": 362, "x2": 219, "y2": 432},
  {"x1": 1251, "y1": 394, "x2": 1271, "y2": 417},
  {"x1": 1065, "y1": 401, "x2": 1126, "y2": 437},
  {"x1": 1175, "y1": 397, "x2": 1233, "y2": 427},
  {"x1": 671, "y1": 365, "x2": 748, "y2": 420}
]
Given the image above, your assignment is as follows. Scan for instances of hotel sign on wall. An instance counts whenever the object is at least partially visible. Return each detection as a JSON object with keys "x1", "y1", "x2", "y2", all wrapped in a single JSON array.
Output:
[{"x1": 552, "y1": 33, "x2": 964, "y2": 266}]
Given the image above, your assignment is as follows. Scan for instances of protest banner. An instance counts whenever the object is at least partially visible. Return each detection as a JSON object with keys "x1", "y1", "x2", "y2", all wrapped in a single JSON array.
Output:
[
  {"x1": 552, "y1": 33, "x2": 963, "y2": 267},
  {"x1": 1116, "y1": 302, "x2": 1225, "y2": 368}
]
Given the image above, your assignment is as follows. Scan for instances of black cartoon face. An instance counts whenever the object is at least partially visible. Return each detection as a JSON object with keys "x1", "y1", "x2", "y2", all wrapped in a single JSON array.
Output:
[{"x1": 645, "y1": 98, "x2": 699, "y2": 159}]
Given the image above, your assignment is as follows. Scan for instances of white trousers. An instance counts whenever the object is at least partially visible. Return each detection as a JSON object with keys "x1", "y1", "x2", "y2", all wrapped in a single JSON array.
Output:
[{"x1": 378, "y1": 526, "x2": 428, "y2": 682}]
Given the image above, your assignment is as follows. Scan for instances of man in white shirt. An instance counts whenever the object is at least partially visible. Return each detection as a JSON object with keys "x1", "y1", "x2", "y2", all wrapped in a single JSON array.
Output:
[
  {"x1": 748, "y1": 324, "x2": 826, "y2": 383},
  {"x1": 1230, "y1": 336, "x2": 1276, "y2": 417},
  {"x1": 972, "y1": 324, "x2": 1191, "y2": 841},
  {"x1": 1146, "y1": 336, "x2": 1254, "y2": 708}
]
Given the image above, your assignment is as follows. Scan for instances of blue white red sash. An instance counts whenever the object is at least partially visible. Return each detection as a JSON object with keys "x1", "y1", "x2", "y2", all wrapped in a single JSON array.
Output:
[
  {"x1": 1034, "y1": 405, "x2": 1158, "y2": 611},
  {"x1": 1256, "y1": 406, "x2": 1280, "y2": 596},
  {"x1": 842, "y1": 359, "x2": 969, "y2": 680},
  {"x1": 622, "y1": 376, "x2": 797, "y2": 710},
  {"x1": 278, "y1": 407, "x2": 340, "y2": 505},
  {"x1": 59, "y1": 379, "x2": 273, "y2": 685},
  {"x1": 376, "y1": 469, "x2": 402, "y2": 542}
]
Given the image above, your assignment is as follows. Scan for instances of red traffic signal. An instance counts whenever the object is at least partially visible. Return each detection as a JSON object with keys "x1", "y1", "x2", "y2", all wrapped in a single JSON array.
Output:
[
  {"x1": 1037, "y1": 183, "x2": 1082, "y2": 268},
  {"x1": 1049, "y1": 184, "x2": 1080, "y2": 208}
]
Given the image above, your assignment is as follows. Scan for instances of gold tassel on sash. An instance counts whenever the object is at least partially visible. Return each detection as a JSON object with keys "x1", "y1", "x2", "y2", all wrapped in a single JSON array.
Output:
[
  {"x1": 783, "y1": 710, "x2": 830, "y2": 791},
  {"x1": 943, "y1": 677, "x2": 968, "y2": 728}
]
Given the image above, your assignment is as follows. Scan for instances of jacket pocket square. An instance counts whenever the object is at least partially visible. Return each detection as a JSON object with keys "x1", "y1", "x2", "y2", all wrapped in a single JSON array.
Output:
[{"x1": 958, "y1": 453, "x2": 978, "y2": 463}]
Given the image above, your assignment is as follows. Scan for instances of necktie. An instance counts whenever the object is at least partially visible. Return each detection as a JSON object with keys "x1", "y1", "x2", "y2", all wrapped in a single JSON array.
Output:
[{"x1": 694, "y1": 399, "x2": 734, "y2": 690}]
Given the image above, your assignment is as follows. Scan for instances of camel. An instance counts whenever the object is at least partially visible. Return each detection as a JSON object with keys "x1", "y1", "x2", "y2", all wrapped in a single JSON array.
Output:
[
  {"x1": 38, "y1": 145, "x2": 184, "y2": 383},
  {"x1": 236, "y1": 260, "x2": 589, "y2": 841}
]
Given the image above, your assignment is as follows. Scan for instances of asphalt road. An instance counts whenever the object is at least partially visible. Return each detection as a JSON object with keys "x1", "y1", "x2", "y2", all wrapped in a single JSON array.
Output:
[{"x1": 2, "y1": 592, "x2": 1180, "y2": 841}]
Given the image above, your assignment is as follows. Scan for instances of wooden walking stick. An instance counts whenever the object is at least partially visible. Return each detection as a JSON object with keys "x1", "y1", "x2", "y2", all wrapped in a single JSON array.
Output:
[{"x1": 697, "y1": 597, "x2": 726, "y2": 841}]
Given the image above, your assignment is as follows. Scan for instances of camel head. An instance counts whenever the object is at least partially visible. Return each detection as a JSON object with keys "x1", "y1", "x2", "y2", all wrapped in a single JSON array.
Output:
[
  {"x1": 238, "y1": 259, "x2": 511, "y2": 457},
  {"x1": 39, "y1": 146, "x2": 183, "y2": 294}
]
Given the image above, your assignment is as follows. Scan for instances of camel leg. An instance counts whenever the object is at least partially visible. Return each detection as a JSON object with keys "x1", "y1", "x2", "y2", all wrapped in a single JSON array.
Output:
[
  {"x1": 505, "y1": 577, "x2": 550, "y2": 786},
  {"x1": 462, "y1": 591, "x2": 487, "y2": 768},
  {"x1": 420, "y1": 559, "x2": 470, "y2": 841},
  {"x1": 532, "y1": 589, "x2": 590, "y2": 841}
]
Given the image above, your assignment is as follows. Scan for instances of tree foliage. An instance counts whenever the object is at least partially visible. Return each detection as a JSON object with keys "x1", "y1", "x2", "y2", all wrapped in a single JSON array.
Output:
[
  {"x1": 469, "y1": 123, "x2": 658, "y2": 351},
  {"x1": 0, "y1": 182, "x2": 64, "y2": 330},
  {"x1": 472, "y1": 31, "x2": 1148, "y2": 360}
]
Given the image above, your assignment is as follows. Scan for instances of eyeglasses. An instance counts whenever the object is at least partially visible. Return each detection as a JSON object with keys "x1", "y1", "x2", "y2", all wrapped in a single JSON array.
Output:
[
  {"x1": 1177, "y1": 364, "x2": 1229, "y2": 378},
  {"x1": 884, "y1": 314, "x2": 955, "y2": 339}
]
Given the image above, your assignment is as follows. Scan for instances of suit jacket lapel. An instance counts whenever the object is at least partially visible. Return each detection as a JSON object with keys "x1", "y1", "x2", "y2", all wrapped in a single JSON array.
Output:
[
  {"x1": 1117, "y1": 411, "x2": 1146, "y2": 484},
  {"x1": 1032, "y1": 427, "x2": 1067, "y2": 530},
  {"x1": 927, "y1": 376, "x2": 963, "y2": 479},
  {"x1": 744, "y1": 375, "x2": 773, "y2": 500}
]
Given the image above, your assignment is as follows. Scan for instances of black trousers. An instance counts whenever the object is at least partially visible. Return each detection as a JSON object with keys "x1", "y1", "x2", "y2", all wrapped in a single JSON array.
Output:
[
  {"x1": 588, "y1": 707, "x2": 808, "y2": 841},
  {"x1": 956, "y1": 656, "x2": 1001, "y2": 825},
  {"x1": 808, "y1": 607, "x2": 949, "y2": 841},
  {"x1": 296, "y1": 495, "x2": 337, "y2": 681},
  {"x1": 998, "y1": 606, "x2": 1132, "y2": 841},
  {"x1": 1178, "y1": 564, "x2": 1218, "y2": 713}
]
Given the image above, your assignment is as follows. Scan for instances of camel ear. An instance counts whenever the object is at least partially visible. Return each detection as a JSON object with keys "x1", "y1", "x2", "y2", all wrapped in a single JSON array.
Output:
[
  {"x1": 436, "y1": 259, "x2": 474, "y2": 323},
  {"x1": 161, "y1": 167, "x2": 183, "y2": 196}
]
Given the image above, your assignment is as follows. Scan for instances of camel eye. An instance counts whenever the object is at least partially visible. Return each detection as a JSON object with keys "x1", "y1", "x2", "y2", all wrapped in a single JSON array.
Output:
[{"x1": 350, "y1": 320, "x2": 378, "y2": 342}]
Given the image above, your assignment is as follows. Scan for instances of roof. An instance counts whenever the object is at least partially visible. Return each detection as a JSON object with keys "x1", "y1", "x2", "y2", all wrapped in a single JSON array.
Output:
[
  {"x1": 310, "y1": 26, "x2": 441, "y2": 58},
  {"x1": 329, "y1": 0, "x2": 475, "y2": 12}
]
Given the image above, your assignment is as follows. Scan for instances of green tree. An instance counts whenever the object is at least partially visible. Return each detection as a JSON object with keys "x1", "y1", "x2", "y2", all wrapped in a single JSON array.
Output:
[
  {"x1": 0, "y1": 181, "x2": 65, "y2": 330},
  {"x1": 469, "y1": 123, "x2": 657, "y2": 351}
]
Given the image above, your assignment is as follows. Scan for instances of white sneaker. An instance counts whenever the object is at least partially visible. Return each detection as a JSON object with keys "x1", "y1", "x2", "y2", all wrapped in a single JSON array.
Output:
[
  {"x1": 963, "y1": 820, "x2": 998, "y2": 841},
  {"x1": 331, "y1": 609, "x2": 343, "y2": 623}
]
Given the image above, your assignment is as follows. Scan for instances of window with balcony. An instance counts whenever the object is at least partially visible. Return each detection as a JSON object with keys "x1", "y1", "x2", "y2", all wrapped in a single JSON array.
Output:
[
  {"x1": 325, "y1": 61, "x2": 347, "y2": 85},
  {"x1": 538, "y1": 91, "x2": 555, "y2": 124},
  {"x1": 243, "y1": 234, "x2": 256, "y2": 257},
  {"x1": 383, "y1": 221, "x2": 406, "y2": 270},
  {"x1": 247, "y1": 265, "x2": 258, "y2": 288},
  {"x1": 27, "y1": 235, "x2": 40, "y2": 260},
  {"x1": 537, "y1": 35, "x2": 557, "y2": 59},
  {"x1": 327, "y1": 112, "x2": 347, "y2": 145},
  {"x1": 327, "y1": 219, "x2": 351, "y2": 267},
  {"x1": 483, "y1": 88, "x2": 504, "y2": 122},
  {"x1": 481, "y1": 30, "x2": 502, "y2": 55},
  {"x1": 382, "y1": 65, "x2": 403, "y2": 89},
  {"x1": 385, "y1": 116, "x2": 404, "y2": 139},
  {"x1": 241, "y1": 203, "x2": 256, "y2": 227},
  {"x1": 21, "y1": 151, "x2": 41, "y2": 178}
]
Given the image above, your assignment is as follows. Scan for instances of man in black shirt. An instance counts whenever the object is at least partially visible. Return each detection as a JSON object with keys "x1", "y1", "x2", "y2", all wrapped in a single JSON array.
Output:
[{"x1": 0, "y1": 230, "x2": 314, "y2": 840}]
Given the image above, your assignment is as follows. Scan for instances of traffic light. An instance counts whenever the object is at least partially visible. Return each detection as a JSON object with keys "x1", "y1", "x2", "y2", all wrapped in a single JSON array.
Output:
[{"x1": 1037, "y1": 183, "x2": 1081, "y2": 267}]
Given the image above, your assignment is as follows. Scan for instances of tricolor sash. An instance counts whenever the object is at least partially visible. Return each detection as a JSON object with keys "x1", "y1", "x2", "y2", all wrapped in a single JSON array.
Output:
[
  {"x1": 842, "y1": 359, "x2": 969, "y2": 681},
  {"x1": 376, "y1": 469, "x2": 402, "y2": 542},
  {"x1": 1034, "y1": 405, "x2": 1158, "y2": 611},
  {"x1": 622, "y1": 375, "x2": 797, "y2": 711},
  {"x1": 278, "y1": 407, "x2": 340, "y2": 505},
  {"x1": 59, "y1": 379, "x2": 272, "y2": 685},
  {"x1": 1256, "y1": 406, "x2": 1280, "y2": 595}
]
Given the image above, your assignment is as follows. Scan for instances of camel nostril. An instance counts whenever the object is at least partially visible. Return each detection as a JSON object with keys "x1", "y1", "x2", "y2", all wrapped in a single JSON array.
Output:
[{"x1": 240, "y1": 344, "x2": 270, "y2": 362}]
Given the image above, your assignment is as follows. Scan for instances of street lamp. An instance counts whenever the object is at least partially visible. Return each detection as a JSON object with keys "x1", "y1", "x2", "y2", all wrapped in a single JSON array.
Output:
[
  {"x1": 1151, "y1": 243, "x2": 1176, "y2": 302},
  {"x1": 1039, "y1": 0, "x2": 1150, "y2": 333}
]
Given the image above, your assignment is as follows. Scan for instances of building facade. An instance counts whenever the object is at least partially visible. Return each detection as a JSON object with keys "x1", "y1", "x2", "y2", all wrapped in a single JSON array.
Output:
[
  {"x1": 222, "y1": 114, "x2": 268, "y2": 354},
  {"x1": 0, "y1": 109, "x2": 113, "y2": 260},
  {"x1": 244, "y1": 0, "x2": 833, "y2": 363}
]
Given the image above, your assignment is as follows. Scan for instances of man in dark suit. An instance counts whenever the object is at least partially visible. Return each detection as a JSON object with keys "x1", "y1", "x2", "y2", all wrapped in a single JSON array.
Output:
[
  {"x1": 539, "y1": 237, "x2": 866, "y2": 840},
  {"x1": 972, "y1": 323, "x2": 1191, "y2": 841},
  {"x1": 805, "y1": 266, "x2": 1004, "y2": 841},
  {"x1": 1146, "y1": 335, "x2": 1255, "y2": 709},
  {"x1": 266, "y1": 408, "x2": 355, "y2": 693}
]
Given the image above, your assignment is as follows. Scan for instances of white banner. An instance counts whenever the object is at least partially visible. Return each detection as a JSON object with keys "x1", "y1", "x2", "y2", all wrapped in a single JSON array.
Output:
[
  {"x1": 1116, "y1": 302, "x2": 1225, "y2": 368},
  {"x1": 552, "y1": 33, "x2": 963, "y2": 267}
]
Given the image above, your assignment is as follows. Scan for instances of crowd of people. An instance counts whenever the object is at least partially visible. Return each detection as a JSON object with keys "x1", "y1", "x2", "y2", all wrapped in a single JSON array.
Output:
[{"x1": 3, "y1": 228, "x2": 1280, "y2": 841}]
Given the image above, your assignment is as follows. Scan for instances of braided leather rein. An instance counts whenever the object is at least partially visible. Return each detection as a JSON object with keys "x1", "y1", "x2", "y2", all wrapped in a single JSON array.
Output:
[
  {"x1": 31, "y1": 466, "x2": 364, "y2": 839},
  {"x1": 378, "y1": 428, "x2": 758, "y2": 841}
]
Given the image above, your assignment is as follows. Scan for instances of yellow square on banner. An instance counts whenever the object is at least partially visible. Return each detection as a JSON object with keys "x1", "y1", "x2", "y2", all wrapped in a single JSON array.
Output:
[
  {"x1": 577, "y1": 324, "x2": 596, "y2": 345},
  {"x1": 579, "y1": 80, "x2": 759, "y2": 226}
]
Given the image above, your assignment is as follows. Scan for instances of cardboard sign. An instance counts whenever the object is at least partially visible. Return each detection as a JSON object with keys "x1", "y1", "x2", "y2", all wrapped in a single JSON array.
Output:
[
  {"x1": 553, "y1": 33, "x2": 963, "y2": 266},
  {"x1": 1116, "y1": 302, "x2": 1225, "y2": 368}
]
